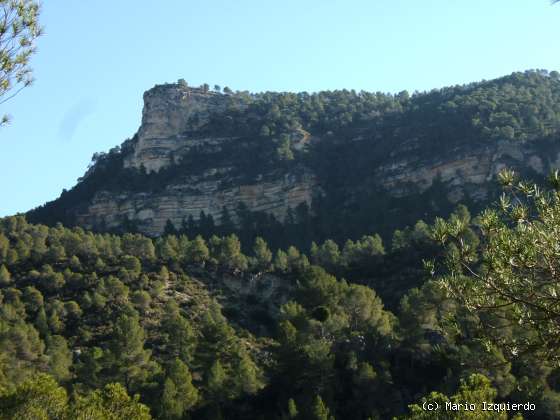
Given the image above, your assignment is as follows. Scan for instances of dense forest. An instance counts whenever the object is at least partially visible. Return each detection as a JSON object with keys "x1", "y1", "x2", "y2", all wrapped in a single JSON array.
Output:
[
  {"x1": 28, "y1": 70, "x2": 560, "y2": 247},
  {"x1": 5, "y1": 170, "x2": 560, "y2": 419}
]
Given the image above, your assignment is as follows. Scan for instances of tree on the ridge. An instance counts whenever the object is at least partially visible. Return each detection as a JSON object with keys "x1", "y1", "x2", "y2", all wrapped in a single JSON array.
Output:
[
  {"x1": 164, "y1": 219, "x2": 177, "y2": 236},
  {"x1": 274, "y1": 249, "x2": 289, "y2": 272},
  {"x1": 219, "y1": 206, "x2": 235, "y2": 235}
]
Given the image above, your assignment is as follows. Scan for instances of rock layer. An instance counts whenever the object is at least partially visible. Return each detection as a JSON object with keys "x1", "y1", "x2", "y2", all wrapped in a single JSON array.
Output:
[
  {"x1": 375, "y1": 139, "x2": 558, "y2": 202},
  {"x1": 76, "y1": 171, "x2": 316, "y2": 236}
]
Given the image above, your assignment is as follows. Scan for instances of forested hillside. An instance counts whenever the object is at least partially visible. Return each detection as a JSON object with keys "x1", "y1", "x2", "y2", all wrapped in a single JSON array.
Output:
[
  {"x1": 5, "y1": 170, "x2": 560, "y2": 418},
  {"x1": 3, "y1": 0, "x2": 560, "y2": 418}
]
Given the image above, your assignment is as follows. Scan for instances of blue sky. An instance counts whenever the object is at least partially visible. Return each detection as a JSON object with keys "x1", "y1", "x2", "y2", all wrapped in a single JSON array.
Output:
[{"x1": 1, "y1": 0, "x2": 559, "y2": 217}]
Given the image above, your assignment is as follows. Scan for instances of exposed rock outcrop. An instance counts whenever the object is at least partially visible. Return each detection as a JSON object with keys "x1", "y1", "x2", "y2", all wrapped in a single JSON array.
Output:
[
  {"x1": 375, "y1": 139, "x2": 555, "y2": 203},
  {"x1": 76, "y1": 171, "x2": 316, "y2": 236},
  {"x1": 123, "y1": 83, "x2": 247, "y2": 173},
  {"x1": 32, "y1": 77, "x2": 560, "y2": 237}
]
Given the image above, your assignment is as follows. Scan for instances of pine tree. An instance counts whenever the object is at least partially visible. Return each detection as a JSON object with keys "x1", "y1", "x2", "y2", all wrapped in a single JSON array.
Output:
[
  {"x1": 46, "y1": 335, "x2": 72, "y2": 382},
  {"x1": 218, "y1": 234, "x2": 248, "y2": 272},
  {"x1": 188, "y1": 235, "x2": 210, "y2": 266},
  {"x1": 35, "y1": 307, "x2": 49, "y2": 338},
  {"x1": 219, "y1": 206, "x2": 235, "y2": 235},
  {"x1": 277, "y1": 135, "x2": 294, "y2": 160},
  {"x1": 252, "y1": 236, "x2": 272, "y2": 272},
  {"x1": 108, "y1": 312, "x2": 157, "y2": 392},
  {"x1": 162, "y1": 303, "x2": 196, "y2": 363},
  {"x1": 161, "y1": 379, "x2": 180, "y2": 419},
  {"x1": 288, "y1": 398, "x2": 299, "y2": 419},
  {"x1": 159, "y1": 265, "x2": 170, "y2": 282},
  {"x1": 311, "y1": 395, "x2": 333, "y2": 420},
  {"x1": 274, "y1": 249, "x2": 289, "y2": 273},
  {"x1": 164, "y1": 219, "x2": 177, "y2": 236},
  {"x1": 0, "y1": 233, "x2": 9, "y2": 263},
  {"x1": 160, "y1": 359, "x2": 199, "y2": 419},
  {"x1": 199, "y1": 211, "x2": 216, "y2": 237},
  {"x1": 236, "y1": 352, "x2": 262, "y2": 395},
  {"x1": 131, "y1": 290, "x2": 152, "y2": 313},
  {"x1": 206, "y1": 360, "x2": 227, "y2": 402},
  {"x1": 0, "y1": 264, "x2": 12, "y2": 285},
  {"x1": 157, "y1": 237, "x2": 178, "y2": 261}
]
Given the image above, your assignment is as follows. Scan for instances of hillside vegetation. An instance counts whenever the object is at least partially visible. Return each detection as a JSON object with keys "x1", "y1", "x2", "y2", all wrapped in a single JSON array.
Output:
[{"x1": 5, "y1": 171, "x2": 560, "y2": 419}]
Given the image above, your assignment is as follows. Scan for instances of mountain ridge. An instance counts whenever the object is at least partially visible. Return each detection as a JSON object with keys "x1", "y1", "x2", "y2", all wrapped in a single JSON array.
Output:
[{"x1": 28, "y1": 70, "x2": 560, "y2": 247}]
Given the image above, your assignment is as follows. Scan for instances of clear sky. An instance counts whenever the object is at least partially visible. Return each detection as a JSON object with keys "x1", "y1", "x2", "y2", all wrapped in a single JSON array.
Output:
[{"x1": 1, "y1": 0, "x2": 559, "y2": 217}]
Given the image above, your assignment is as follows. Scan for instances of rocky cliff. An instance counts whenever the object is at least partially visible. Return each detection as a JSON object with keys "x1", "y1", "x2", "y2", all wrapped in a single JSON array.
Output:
[
  {"x1": 69, "y1": 83, "x2": 318, "y2": 236},
  {"x1": 28, "y1": 71, "x2": 560, "y2": 239},
  {"x1": 123, "y1": 84, "x2": 246, "y2": 173}
]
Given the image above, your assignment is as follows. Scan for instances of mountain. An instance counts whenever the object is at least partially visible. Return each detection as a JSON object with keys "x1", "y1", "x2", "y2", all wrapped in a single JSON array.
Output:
[
  {"x1": 6, "y1": 69, "x2": 560, "y2": 419},
  {"x1": 28, "y1": 70, "x2": 560, "y2": 249}
]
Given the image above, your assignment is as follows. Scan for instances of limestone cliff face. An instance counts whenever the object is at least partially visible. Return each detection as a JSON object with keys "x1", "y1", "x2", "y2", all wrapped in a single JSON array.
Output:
[
  {"x1": 76, "y1": 171, "x2": 315, "y2": 236},
  {"x1": 374, "y1": 138, "x2": 560, "y2": 203},
  {"x1": 123, "y1": 84, "x2": 247, "y2": 173}
]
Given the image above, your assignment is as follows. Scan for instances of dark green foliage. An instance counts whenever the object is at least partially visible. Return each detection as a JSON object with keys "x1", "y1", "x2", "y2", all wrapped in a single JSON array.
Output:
[
  {"x1": 106, "y1": 311, "x2": 157, "y2": 393},
  {"x1": 0, "y1": 216, "x2": 267, "y2": 418},
  {"x1": 160, "y1": 359, "x2": 198, "y2": 419},
  {"x1": 251, "y1": 236, "x2": 273, "y2": 272},
  {"x1": 161, "y1": 301, "x2": 196, "y2": 363},
  {"x1": 46, "y1": 335, "x2": 72, "y2": 382}
]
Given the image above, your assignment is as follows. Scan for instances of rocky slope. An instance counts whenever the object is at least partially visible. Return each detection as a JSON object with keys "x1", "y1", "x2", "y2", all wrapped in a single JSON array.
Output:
[{"x1": 28, "y1": 71, "x2": 560, "y2": 239}]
